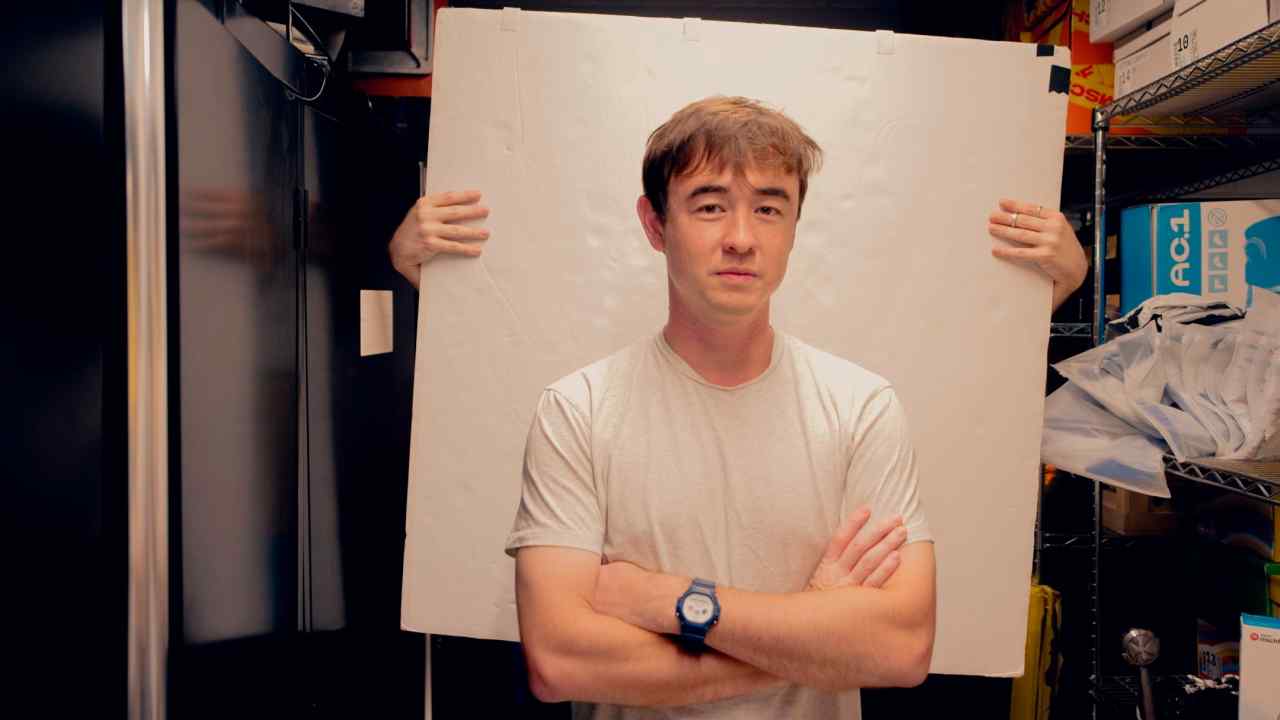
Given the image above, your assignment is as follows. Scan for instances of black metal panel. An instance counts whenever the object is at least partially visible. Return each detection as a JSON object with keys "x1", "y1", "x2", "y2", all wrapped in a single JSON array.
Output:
[
  {"x1": 2, "y1": 2, "x2": 128, "y2": 717},
  {"x1": 321, "y1": 95, "x2": 426, "y2": 632},
  {"x1": 302, "y1": 105, "x2": 347, "y2": 632},
  {"x1": 289, "y1": 95, "x2": 427, "y2": 718}
]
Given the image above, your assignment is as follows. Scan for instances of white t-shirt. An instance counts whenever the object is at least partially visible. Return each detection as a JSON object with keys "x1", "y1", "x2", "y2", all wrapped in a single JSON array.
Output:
[{"x1": 506, "y1": 330, "x2": 932, "y2": 720}]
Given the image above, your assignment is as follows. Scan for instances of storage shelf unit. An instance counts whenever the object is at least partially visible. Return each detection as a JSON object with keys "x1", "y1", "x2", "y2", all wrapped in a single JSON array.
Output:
[
  {"x1": 1049, "y1": 322, "x2": 1091, "y2": 338},
  {"x1": 1041, "y1": 528, "x2": 1167, "y2": 551},
  {"x1": 1090, "y1": 674, "x2": 1143, "y2": 713},
  {"x1": 1053, "y1": 16, "x2": 1280, "y2": 720},
  {"x1": 1163, "y1": 456, "x2": 1280, "y2": 506},
  {"x1": 1100, "y1": 20, "x2": 1280, "y2": 120},
  {"x1": 1109, "y1": 154, "x2": 1280, "y2": 205},
  {"x1": 1065, "y1": 131, "x2": 1280, "y2": 151}
]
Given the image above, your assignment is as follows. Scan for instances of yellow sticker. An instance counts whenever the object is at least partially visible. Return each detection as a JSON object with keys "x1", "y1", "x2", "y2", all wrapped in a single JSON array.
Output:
[{"x1": 1069, "y1": 63, "x2": 1114, "y2": 109}]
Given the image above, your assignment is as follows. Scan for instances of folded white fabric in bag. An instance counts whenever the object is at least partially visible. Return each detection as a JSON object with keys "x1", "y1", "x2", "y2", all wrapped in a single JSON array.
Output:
[
  {"x1": 1161, "y1": 322, "x2": 1245, "y2": 457},
  {"x1": 1227, "y1": 288, "x2": 1280, "y2": 459},
  {"x1": 1041, "y1": 382, "x2": 1172, "y2": 496},
  {"x1": 1054, "y1": 323, "x2": 1218, "y2": 461},
  {"x1": 1043, "y1": 289, "x2": 1279, "y2": 495}
]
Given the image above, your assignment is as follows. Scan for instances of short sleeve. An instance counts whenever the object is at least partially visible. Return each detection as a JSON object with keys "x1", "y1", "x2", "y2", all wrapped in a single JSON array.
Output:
[
  {"x1": 843, "y1": 386, "x2": 932, "y2": 545},
  {"x1": 505, "y1": 388, "x2": 604, "y2": 557}
]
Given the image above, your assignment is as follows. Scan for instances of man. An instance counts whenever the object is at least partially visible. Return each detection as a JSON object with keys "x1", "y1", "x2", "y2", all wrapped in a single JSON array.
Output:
[{"x1": 389, "y1": 97, "x2": 1087, "y2": 718}]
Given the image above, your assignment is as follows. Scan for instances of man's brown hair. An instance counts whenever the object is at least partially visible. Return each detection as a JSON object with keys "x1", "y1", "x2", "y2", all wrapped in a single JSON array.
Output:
[{"x1": 642, "y1": 96, "x2": 823, "y2": 222}]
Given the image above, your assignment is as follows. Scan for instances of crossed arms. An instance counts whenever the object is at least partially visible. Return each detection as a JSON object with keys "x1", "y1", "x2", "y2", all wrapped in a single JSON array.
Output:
[{"x1": 514, "y1": 510, "x2": 936, "y2": 706}]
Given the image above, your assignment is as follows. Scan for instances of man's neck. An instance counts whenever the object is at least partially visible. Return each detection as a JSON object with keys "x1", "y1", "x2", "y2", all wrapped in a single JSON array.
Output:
[{"x1": 662, "y1": 306, "x2": 776, "y2": 388}]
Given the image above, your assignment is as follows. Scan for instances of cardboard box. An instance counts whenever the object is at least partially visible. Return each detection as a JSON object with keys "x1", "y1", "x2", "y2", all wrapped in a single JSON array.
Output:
[
  {"x1": 1091, "y1": 0, "x2": 1175, "y2": 42},
  {"x1": 1171, "y1": 0, "x2": 1275, "y2": 69},
  {"x1": 1240, "y1": 613, "x2": 1280, "y2": 719},
  {"x1": 1118, "y1": 200, "x2": 1280, "y2": 315},
  {"x1": 1102, "y1": 484, "x2": 1179, "y2": 534},
  {"x1": 1115, "y1": 11, "x2": 1174, "y2": 97},
  {"x1": 1199, "y1": 617, "x2": 1240, "y2": 679}
]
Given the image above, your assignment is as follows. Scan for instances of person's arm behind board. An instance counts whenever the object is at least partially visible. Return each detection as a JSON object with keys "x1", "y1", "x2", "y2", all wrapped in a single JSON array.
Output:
[
  {"x1": 388, "y1": 190, "x2": 490, "y2": 287},
  {"x1": 988, "y1": 199, "x2": 1088, "y2": 312}
]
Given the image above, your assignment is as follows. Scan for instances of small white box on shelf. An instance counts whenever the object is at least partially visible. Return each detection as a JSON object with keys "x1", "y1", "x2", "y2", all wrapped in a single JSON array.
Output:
[
  {"x1": 1171, "y1": 0, "x2": 1275, "y2": 69},
  {"x1": 1115, "y1": 12, "x2": 1174, "y2": 98},
  {"x1": 1091, "y1": 0, "x2": 1176, "y2": 43},
  {"x1": 1240, "y1": 614, "x2": 1280, "y2": 720}
]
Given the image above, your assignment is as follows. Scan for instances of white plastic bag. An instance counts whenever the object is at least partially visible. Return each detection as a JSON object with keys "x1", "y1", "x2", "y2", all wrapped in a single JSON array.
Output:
[
  {"x1": 1229, "y1": 288, "x2": 1280, "y2": 459},
  {"x1": 1041, "y1": 383, "x2": 1171, "y2": 497},
  {"x1": 1054, "y1": 322, "x2": 1218, "y2": 461},
  {"x1": 1045, "y1": 290, "x2": 1279, "y2": 495}
]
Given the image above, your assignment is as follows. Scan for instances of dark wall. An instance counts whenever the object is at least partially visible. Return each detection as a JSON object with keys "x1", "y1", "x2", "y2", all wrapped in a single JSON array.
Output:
[
  {"x1": 447, "y1": 0, "x2": 1007, "y2": 38},
  {"x1": 2, "y1": 4, "x2": 127, "y2": 717}
]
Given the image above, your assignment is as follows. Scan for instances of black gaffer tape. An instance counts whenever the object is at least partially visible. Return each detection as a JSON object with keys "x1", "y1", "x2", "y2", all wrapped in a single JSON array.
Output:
[{"x1": 1049, "y1": 65, "x2": 1070, "y2": 94}]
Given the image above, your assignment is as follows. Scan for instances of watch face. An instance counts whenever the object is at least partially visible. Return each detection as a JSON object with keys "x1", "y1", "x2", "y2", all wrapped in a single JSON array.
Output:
[{"x1": 681, "y1": 593, "x2": 715, "y2": 624}]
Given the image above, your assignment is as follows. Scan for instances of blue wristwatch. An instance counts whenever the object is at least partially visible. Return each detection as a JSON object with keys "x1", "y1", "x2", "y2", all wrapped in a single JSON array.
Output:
[{"x1": 675, "y1": 578, "x2": 720, "y2": 650}]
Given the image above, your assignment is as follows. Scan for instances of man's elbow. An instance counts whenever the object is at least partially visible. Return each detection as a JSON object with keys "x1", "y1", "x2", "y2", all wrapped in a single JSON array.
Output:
[
  {"x1": 524, "y1": 645, "x2": 572, "y2": 704},
  {"x1": 889, "y1": 625, "x2": 934, "y2": 688}
]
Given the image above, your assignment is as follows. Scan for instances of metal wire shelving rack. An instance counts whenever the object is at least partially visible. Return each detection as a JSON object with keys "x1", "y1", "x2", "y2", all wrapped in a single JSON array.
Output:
[{"x1": 1038, "y1": 18, "x2": 1280, "y2": 719}]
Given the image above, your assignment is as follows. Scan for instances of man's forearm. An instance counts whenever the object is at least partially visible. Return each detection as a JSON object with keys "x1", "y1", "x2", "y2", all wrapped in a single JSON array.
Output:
[
  {"x1": 523, "y1": 603, "x2": 783, "y2": 706},
  {"x1": 707, "y1": 581, "x2": 932, "y2": 690},
  {"x1": 628, "y1": 544, "x2": 935, "y2": 692}
]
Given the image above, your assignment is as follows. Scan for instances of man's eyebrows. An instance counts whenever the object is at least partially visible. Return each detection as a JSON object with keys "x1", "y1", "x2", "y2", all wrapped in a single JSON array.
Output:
[{"x1": 685, "y1": 184, "x2": 793, "y2": 203}]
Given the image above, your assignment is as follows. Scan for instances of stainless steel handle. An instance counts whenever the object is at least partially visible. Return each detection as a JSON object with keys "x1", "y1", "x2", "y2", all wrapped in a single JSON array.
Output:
[{"x1": 124, "y1": 0, "x2": 170, "y2": 718}]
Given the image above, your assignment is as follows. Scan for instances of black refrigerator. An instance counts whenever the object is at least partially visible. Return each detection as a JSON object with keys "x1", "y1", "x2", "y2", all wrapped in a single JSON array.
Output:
[{"x1": 7, "y1": 1, "x2": 426, "y2": 716}]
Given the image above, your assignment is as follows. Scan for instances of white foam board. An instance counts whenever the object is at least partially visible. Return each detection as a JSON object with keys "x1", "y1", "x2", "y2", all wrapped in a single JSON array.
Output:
[{"x1": 402, "y1": 8, "x2": 1068, "y2": 678}]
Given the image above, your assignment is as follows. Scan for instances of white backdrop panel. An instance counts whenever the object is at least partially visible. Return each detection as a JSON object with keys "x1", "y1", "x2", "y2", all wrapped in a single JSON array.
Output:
[{"x1": 402, "y1": 8, "x2": 1067, "y2": 678}]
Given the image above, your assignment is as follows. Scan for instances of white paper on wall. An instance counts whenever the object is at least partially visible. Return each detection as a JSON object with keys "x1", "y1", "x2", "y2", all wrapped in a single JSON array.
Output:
[{"x1": 403, "y1": 7, "x2": 1067, "y2": 678}]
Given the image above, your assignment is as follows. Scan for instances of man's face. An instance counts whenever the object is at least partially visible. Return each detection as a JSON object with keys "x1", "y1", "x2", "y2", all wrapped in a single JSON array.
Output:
[{"x1": 639, "y1": 162, "x2": 800, "y2": 324}]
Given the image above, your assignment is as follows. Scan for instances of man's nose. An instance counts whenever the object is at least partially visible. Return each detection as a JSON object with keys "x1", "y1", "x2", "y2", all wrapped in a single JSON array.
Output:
[{"x1": 723, "y1": 208, "x2": 758, "y2": 255}]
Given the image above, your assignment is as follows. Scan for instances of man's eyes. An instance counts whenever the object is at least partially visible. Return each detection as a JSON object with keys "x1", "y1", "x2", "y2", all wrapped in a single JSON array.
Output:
[{"x1": 694, "y1": 204, "x2": 783, "y2": 216}]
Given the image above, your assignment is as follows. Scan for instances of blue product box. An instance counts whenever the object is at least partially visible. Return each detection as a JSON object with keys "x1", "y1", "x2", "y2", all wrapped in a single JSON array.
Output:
[{"x1": 1119, "y1": 200, "x2": 1280, "y2": 315}]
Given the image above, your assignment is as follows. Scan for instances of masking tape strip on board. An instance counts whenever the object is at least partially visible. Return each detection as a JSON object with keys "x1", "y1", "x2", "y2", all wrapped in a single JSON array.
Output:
[
  {"x1": 501, "y1": 6, "x2": 521, "y2": 32},
  {"x1": 876, "y1": 29, "x2": 895, "y2": 55},
  {"x1": 683, "y1": 17, "x2": 701, "y2": 42}
]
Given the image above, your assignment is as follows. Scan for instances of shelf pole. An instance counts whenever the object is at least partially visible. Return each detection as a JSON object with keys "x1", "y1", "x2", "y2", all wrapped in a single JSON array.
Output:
[
  {"x1": 1089, "y1": 107, "x2": 1109, "y2": 720},
  {"x1": 1092, "y1": 108, "x2": 1108, "y2": 347}
]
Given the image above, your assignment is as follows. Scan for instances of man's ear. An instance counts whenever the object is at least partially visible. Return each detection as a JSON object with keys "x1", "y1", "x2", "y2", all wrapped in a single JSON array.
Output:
[{"x1": 636, "y1": 195, "x2": 666, "y2": 253}]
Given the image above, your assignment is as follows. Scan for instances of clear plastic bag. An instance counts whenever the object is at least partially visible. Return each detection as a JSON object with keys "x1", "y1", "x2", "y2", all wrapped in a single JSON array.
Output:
[
  {"x1": 1042, "y1": 288, "x2": 1280, "y2": 495},
  {"x1": 1041, "y1": 382, "x2": 1171, "y2": 497}
]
